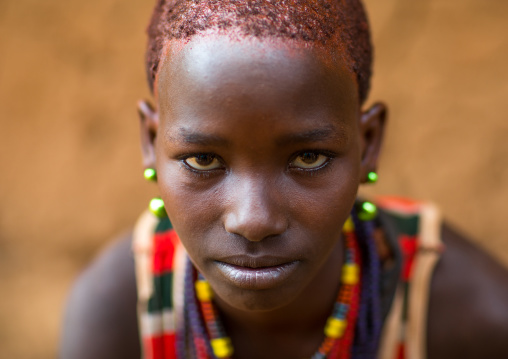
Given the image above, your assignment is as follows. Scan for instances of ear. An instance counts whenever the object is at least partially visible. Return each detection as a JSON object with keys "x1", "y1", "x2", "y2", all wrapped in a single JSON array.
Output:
[
  {"x1": 138, "y1": 99, "x2": 159, "y2": 169},
  {"x1": 359, "y1": 102, "x2": 387, "y2": 183}
]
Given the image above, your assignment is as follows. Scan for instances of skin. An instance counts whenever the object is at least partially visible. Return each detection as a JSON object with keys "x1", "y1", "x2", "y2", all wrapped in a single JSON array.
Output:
[
  {"x1": 148, "y1": 35, "x2": 383, "y2": 358},
  {"x1": 59, "y1": 34, "x2": 508, "y2": 359}
]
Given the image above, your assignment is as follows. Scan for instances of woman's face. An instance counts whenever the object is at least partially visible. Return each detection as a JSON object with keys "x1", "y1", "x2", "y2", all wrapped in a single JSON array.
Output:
[{"x1": 151, "y1": 35, "x2": 367, "y2": 312}]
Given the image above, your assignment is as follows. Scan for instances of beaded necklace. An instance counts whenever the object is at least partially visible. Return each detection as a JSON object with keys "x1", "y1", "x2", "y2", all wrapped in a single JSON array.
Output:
[{"x1": 183, "y1": 216, "x2": 362, "y2": 359}]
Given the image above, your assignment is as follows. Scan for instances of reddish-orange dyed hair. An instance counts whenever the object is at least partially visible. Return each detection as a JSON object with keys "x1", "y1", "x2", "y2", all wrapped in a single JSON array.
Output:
[{"x1": 146, "y1": 0, "x2": 373, "y2": 103}]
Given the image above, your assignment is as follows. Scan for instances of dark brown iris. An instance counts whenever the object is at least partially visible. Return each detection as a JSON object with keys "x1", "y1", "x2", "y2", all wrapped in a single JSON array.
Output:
[
  {"x1": 300, "y1": 152, "x2": 319, "y2": 164},
  {"x1": 195, "y1": 154, "x2": 215, "y2": 166}
]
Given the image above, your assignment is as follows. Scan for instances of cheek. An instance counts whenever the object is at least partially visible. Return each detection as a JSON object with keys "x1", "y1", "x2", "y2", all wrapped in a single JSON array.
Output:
[
  {"x1": 156, "y1": 162, "x2": 223, "y2": 255},
  {"x1": 288, "y1": 157, "x2": 360, "y2": 243}
]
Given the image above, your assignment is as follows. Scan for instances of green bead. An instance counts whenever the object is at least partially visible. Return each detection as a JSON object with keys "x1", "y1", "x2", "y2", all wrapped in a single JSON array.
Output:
[
  {"x1": 367, "y1": 171, "x2": 378, "y2": 184},
  {"x1": 358, "y1": 201, "x2": 377, "y2": 221},
  {"x1": 144, "y1": 168, "x2": 157, "y2": 182},
  {"x1": 149, "y1": 198, "x2": 166, "y2": 218}
]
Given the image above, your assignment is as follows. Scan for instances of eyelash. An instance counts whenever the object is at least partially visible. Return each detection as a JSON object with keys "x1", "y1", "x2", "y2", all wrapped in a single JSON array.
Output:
[
  {"x1": 178, "y1": 153, "x2": 225, "y2": 178},
  {"x1": 288, "y1": 150, "x2": 335, "y2": 174},
  {"x1": 178, "y1": 150, "x2": 335, "y2": 177}
]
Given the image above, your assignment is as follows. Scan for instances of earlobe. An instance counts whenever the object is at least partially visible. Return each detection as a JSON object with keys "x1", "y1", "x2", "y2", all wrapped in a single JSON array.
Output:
[
  {"x1": 138, "y1": 99, "x2": 159, "y2": 169},
  {"x1": 359, "y1": 102, "x2": 387, "y2": 183}
]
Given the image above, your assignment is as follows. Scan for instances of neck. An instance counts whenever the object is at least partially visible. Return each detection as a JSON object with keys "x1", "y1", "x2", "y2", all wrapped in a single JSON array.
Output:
[{"x1": 213, "y1": 239, "x2": 344, "y2": 358}]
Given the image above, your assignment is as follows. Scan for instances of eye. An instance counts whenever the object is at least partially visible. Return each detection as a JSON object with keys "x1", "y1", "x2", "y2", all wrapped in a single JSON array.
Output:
[
  {"x1": 290, "y1": 152, "x2": 329, "y2": 169},
  {"x1": 184, "y1": 154, "x2": 223, "y2": 171}
]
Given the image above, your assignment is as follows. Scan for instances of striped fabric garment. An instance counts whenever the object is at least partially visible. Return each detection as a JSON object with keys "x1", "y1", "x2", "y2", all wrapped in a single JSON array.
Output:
[
  {"x1": 377, "y1": 197, "x2": 443, "y2": 359},
  {"x1": 134, "y1": 214, "x2": 183, "y2": 359}
]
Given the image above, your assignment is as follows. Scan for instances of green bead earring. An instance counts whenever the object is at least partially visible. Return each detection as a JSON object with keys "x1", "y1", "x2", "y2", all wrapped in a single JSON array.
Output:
[
  {"x1": 366, "y1": 171, "x2": 378, "y2": 184},
  {"x1": 144, "y1": 168, "x2": 157, "y2": 182},
  {"x1": 358, "y1": 201, "x2": 378, "y2": 221},
  {"x1": 149, "y1": 197, "x2": 166, "y2": 218}
]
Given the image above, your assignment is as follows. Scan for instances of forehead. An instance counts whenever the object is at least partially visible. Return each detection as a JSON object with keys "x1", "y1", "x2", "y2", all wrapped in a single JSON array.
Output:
[{"x1": 156, "y1": 34, "x2": 359, "y2": 126}]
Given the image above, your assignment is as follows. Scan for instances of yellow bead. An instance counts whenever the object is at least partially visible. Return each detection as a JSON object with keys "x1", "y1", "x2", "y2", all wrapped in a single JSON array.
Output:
[
  {"x1": 341, "y1": 264, "x2": 359, "y2": 285},
  {"x1": 343, "y1": 217, "x2": 355, "y2": 233},
  {"x1": 324, "y1": 317, "x2": 347, "y2": 339},
  {"x1": 211, "y1": 337, "x2": 234, "y2": 358},
  {"x1": 195, "y1": 280, "x2": 214, "y2": 301}
]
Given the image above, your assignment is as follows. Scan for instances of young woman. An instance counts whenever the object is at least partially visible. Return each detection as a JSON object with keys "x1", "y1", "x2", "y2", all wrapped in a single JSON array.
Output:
[{"x1": 60, "y1": 1, "x2": 508, "y2": 358}]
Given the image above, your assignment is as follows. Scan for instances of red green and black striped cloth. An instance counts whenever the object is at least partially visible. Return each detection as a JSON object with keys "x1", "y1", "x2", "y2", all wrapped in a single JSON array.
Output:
[{"x1": 138, "y1": 217, "x2": 179, "y2": 359}]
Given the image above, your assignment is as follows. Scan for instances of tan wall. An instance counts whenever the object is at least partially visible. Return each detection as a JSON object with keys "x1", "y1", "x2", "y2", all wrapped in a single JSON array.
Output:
[{"x1": 0, "y1": 0, "x2": 507, "y2": 357}]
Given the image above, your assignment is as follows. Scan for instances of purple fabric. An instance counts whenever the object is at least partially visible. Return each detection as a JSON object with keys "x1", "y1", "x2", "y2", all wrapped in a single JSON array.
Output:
[{"x1": 351, "y1": 210, "x2": 382, "y2": 359}]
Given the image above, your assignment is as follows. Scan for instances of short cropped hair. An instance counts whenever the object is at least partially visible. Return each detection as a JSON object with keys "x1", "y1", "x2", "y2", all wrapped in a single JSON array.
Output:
[{"x1": 146, "y1": 0, "x2": 373, "y2": 104}]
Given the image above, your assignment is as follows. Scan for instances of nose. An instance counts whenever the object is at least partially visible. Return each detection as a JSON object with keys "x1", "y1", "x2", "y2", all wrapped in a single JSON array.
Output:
[{"x1": 224, "y1": 175, "x2": 288, "y2": 242}]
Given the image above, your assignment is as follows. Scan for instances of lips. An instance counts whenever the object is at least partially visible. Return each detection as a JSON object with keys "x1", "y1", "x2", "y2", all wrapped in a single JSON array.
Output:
[{"x1": 214, "y1": 256, "x2": 299, "y2": 290}]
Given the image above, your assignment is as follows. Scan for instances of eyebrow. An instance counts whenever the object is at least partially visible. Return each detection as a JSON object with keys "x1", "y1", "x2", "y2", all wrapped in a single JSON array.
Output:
[
  {"x1": 167, "y1": 125, "x2": 346, "y2": 147},
  {"x1": 168, "y1": 127, "x2": 230, "y2": 147},
  {"x1": 276, "y1": 125, "x2": 346, "y2": 146}
]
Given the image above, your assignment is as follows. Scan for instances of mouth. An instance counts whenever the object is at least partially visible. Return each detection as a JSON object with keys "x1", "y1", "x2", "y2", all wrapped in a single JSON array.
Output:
[{"x1": 214, "y1": 257, "x2": 299, "y2": 290}]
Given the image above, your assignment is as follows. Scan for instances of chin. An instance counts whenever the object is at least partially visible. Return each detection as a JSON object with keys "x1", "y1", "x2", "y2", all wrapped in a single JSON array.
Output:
[{"x1": 216, "y1": 284, "x2": 302, "y2": 312}]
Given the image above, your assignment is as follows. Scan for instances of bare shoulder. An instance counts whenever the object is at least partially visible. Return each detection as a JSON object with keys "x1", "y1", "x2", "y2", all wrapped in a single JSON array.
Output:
[
  {"x1": 427, "y1": 223, "x2": 508, "y2": 359},
  {"x1": 59, "y1": 233, "x2": 140, "y2": 359}
]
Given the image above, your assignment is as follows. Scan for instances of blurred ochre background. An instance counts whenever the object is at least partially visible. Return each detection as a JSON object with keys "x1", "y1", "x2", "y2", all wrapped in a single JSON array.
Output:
[{"x1": 0, "y1": 0, "x2": 507, "y2": 357}]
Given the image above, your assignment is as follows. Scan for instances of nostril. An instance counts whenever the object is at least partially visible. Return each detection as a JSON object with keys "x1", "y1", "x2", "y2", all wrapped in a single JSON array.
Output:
[{"x1": 224, "y1": 211, "x2": 287, "y2": 242}]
